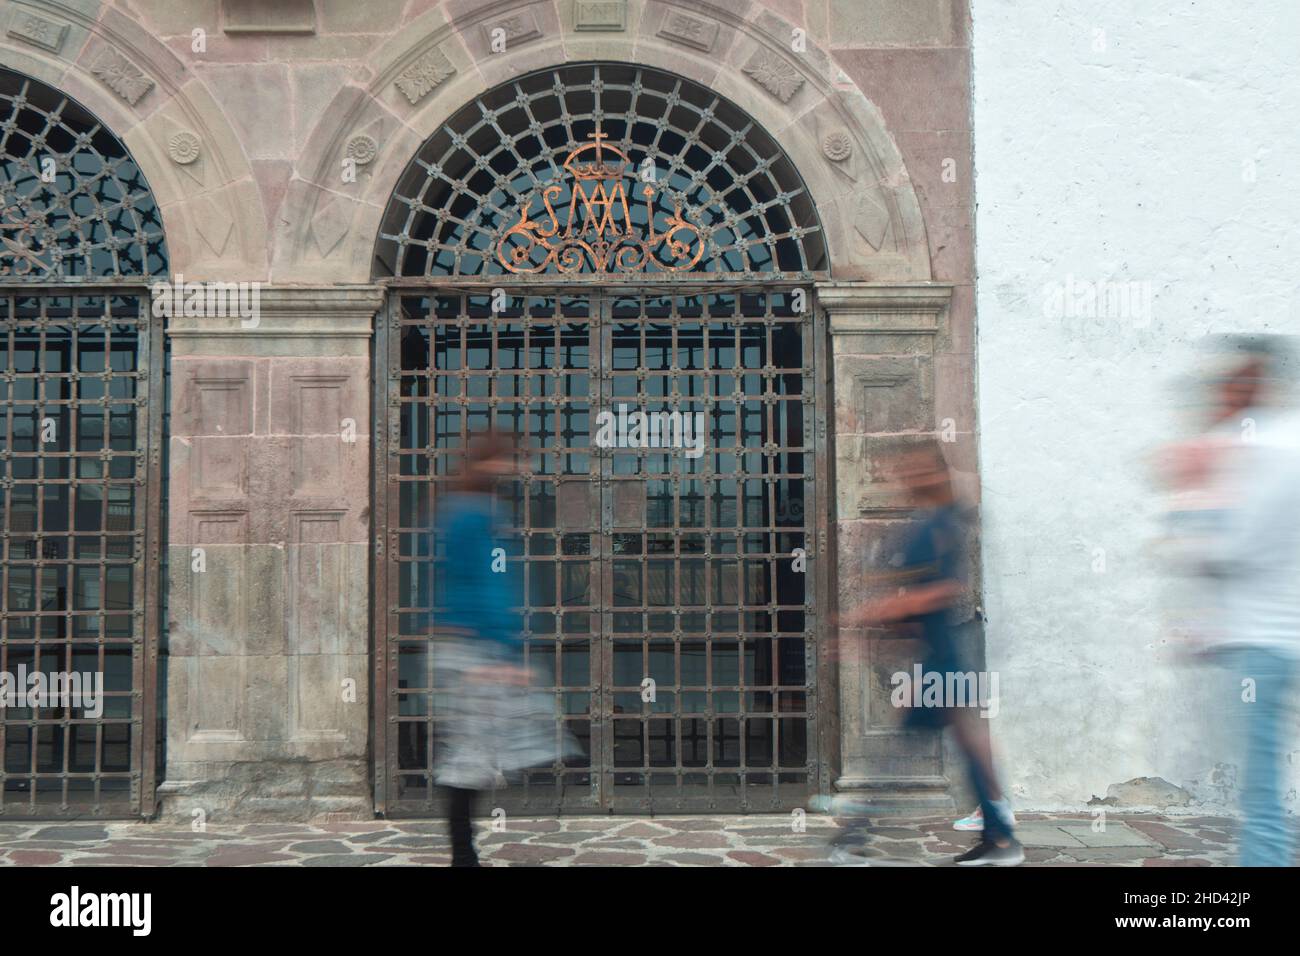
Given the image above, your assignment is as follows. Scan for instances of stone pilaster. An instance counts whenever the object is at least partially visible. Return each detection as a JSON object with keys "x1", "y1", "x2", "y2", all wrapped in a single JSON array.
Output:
[
  {"x1": 820, "y1": 281, "x2": 966, "y2": 814},
  {"x1": 157, "y1": 286, "x2": 381, "y2": 821}
]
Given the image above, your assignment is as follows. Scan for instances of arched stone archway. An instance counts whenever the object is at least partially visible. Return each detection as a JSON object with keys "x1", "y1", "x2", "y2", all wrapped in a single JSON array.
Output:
[{"x1": 279, "y1": 0, "x2": 933, "y2": 284}]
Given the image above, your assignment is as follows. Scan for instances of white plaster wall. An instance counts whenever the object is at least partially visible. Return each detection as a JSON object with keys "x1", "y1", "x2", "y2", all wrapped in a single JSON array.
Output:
[{"x1": 971, "y1": 0, "x2": 1300, "y2": 811}]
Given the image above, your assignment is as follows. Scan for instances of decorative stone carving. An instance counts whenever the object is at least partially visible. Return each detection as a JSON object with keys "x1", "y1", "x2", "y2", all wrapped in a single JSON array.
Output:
[
  {"x1": 742, "y1": 48, "x2": 804, "y2": 104},
  {"x1": 658, "y1": 11, "x2": 719, "y2": 53},
  {"x1": 394, "y1": 47, "x2": 456, "y2": 105},
  {"x1": 345, "y1": 134, "x2": 377, "y2": 166},
  {"x1": 823, "y1": 131, "x2": 853, "y2": 163},
  {"x1": 576, "y1": 0, "x2": 626, "y2": 31},
  {"x1": 482, "y1": 11, "x2": 542, "y2": 48},
  {"x1": 311, "y1": 197, "x2": 355, "y2": 257},
  {"x1": 7, "y1": 12, "x2": 69, "y2": 53},
  {"x1": 853, "y1": 193, "x2": 891, "y2": 251},
  {"x1": 90, "y1": 48, "x2": 154, "y2": 107},
  {"x1": 191, "y1": 195, "x2": 234, "y2": 257},
  {"x1": 168, "y1": 131, "x2": 202, "y2": 165}
]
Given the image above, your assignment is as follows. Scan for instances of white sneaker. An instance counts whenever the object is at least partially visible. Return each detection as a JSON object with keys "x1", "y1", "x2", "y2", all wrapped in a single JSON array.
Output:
[
  {"x1": 953, "y1": 804, "x2": 1016, "y2": 832},
  {"x1": 954, "y1": 807, "x2": 984, "y2": 831}
]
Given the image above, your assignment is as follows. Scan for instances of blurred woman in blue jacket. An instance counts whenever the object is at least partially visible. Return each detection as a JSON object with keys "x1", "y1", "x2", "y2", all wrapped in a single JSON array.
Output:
[{"x1": 432, "y1": 431, "x2": 577, "y2": 866}]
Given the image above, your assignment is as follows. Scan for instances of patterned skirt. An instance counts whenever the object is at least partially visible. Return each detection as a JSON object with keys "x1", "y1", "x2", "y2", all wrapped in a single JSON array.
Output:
[{"x1": 432, "y1": 636, "x2": 581, "y2": 791}]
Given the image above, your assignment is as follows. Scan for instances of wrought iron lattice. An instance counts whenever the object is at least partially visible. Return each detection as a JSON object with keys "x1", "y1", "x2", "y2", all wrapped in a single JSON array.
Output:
[
  {"x1": 1, "y1": 68, "x2": 168, "y2": 281},
  {"x1": 374, "y1": 63, "x2": 827, "y2": 279},
  {"x1": 1, "y1": 71, "x2": 164, "y2": 818},
  {"x1": 0, "y1": 292, "x2": 163, "y2": 816},
  {"x1": 377, "y1": 286, "x2": 821, "y2": 813}
]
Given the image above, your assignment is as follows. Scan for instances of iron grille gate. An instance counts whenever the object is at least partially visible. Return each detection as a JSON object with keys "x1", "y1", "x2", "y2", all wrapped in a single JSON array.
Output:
[
  {"x1": 375, "y1": 283, "x2": 827, "y2": 814},
  {"x1": 0, "y1": 287, "x2": 163, "y2": 817}
]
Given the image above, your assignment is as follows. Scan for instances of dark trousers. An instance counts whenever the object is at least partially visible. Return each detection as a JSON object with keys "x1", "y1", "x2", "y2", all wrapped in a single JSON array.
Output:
[
  {"x1": 967, "y1": 749, "x2": 1013, "y2": 842},
  {"x1": 446, "y1": 786, "x2": 479, "y2": 866}
]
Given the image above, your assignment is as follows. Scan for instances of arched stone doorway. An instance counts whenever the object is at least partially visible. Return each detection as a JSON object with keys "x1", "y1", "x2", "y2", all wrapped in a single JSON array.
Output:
[
  {"x1": 0, "y1": 66, "x2": 168, "y2": 817},
  {"x1": 372, "y1": 62, "x2": 830, "y2": 813}
]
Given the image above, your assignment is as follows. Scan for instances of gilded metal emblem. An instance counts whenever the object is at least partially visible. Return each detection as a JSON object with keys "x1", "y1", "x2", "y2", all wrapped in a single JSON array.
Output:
[{"x1": 495, "y1": 131, "x2": 705, "y2": 274}]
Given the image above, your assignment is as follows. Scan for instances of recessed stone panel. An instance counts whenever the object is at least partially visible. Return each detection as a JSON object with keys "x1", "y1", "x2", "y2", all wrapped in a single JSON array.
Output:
[
  {"x1": 176, "y1": 366, "x2": 253, "y2": 436},
  {"x1": 850, "y1": 356, "x2": 933, "y2": 434},
  {"x1": 193, "y1": 437, "x2": 249, "y2": 497},
  {"x1": 185, "y1": 654, "x2": 245, "y2": 743},
  {"x1": 289, "y1": 375, "x2": 349, "y2": 435},
  {"x1": 291, "y1": 652, "x2": 349, "y2": 743}
]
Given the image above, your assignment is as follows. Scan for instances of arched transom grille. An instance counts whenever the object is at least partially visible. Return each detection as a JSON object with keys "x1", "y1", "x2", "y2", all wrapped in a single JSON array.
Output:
[
  {"x1": 0, "y1": 68, "x2": 167, "y2": 281},
  {"x1": 375, "y1": 62, "x2": 826, "y2": 279}
]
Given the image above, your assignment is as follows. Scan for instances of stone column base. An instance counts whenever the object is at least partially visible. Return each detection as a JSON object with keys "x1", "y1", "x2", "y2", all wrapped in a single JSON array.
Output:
[
  {"x1": 833, "y1": 775, "x2": 956, "y2": 816},
  {"x1": 156, "y1": 759, "x2": 372, "y2": 823}
]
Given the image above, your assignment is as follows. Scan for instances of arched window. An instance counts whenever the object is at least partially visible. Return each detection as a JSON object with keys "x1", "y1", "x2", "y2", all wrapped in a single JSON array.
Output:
[
  {"x1": 374, "y1": 62, "x2": 825, "y2": 278},
  {"x1": 1, "y1": 69, "x2": 167, "y2": 280},
  {"x1": 1, "y1": 68, "x2": 166, "y2": 817}
]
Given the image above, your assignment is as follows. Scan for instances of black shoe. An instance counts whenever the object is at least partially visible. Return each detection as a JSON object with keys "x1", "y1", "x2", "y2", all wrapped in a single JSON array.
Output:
[{"x1": 954, "y1": 837, "x2": 1024, "y2": 866}]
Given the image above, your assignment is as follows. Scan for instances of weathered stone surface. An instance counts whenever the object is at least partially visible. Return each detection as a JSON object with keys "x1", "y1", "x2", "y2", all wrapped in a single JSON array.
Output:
[
  {"x1": 287, "y1": 840, "x2": 353, "y2": 854},
  {"x1": 1055, "y1": 822, "x2": 1161, "y2": 849},
  {"x1": 1013, "y1": 822, "x2": 1089, "y2": 849},
  {"x1": 7, "y1": 850, "x2": 64, "y2": 865},
  {"x1": 614, "y1": 822, "x2": 671, "y2": 838},
  {"x1": 1091, "y1": 778, "x2": 1195, "y2": 809},
  {"x1": 727, "y1": 850, "x2": 781, "y2": 866},
  {"x1": 0, "y1": 813, "x2": 1244, "y2": 866},
  {"x1": 570, "y1": 851, "x2": 648, "y2": 866},
  {"x1": 1126, "y1": 821, "x2": 1218, "y2": 853},
  {"x1": 301, "y1": 853, "x2": 393, "y2": 866},
  {"x1": 661, "y1": 852, "x2": 721, "y2": 865},
  {"x1": 652, "y1": 833, "x2": 732, "y2": 849},
  {"x1": 31, "y1": 827, "x2": 109, "y2": 842},
  {"x1": 205, "y1": 847, "x2": 298, "y2": 866},
  {"x1": 490, "y1": 843, "x2": 577, "y2": 864}
]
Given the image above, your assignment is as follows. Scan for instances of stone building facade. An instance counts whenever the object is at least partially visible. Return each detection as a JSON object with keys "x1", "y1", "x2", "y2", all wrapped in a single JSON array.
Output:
[{"x1": 0, "y1": 0, "x2": 976, "y2": 820}]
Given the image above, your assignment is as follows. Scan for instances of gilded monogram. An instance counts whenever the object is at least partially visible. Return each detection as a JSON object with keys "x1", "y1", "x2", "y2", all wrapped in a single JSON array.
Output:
[{"x1": 495, "y1": 132, "x2": 705, "y2": 274}]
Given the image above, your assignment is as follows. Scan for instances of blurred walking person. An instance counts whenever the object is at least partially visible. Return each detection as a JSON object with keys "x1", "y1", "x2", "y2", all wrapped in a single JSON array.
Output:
[
  {"x1": 1158, "y1": 337, "x2": 1300, "y2": 867},
  {"x1": 838, "y1": 440, "x2": 1022, "y2": 866},
  {"x1": 431, "y1": 431, "x2": 577, "y2": 867}
]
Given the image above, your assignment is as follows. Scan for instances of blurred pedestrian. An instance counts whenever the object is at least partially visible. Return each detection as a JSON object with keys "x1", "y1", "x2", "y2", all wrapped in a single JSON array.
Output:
[
  {"x1": 1166, "y1": 336, "x2": 1300, "y2": 867},
  {"x1": 431, "y1": 430, "x2": 577, "y2": 866},
  {"x1": 839, "y1": 440, "x2": 1022, "y2": 866}
]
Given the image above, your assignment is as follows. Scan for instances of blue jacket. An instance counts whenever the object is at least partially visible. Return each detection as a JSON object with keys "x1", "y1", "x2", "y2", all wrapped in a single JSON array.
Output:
[{"x1": 433, "y1": 493, "x2": 524, "y2": 653}]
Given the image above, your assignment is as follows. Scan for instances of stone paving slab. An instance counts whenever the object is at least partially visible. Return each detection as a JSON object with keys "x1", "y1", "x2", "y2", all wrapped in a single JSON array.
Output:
[
  {"x1": 0, "y1": 813, "x2": 1257, "y2": 867},
  {"x1": 1012, "y1": 821, "x2": 1089, "y2": 848},
  {"x1": 1055, "y1": 821, "x2": 1161, "y2": 848}
]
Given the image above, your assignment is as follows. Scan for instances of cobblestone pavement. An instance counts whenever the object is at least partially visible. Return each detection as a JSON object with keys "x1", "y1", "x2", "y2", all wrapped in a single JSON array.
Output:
[{"x1": 0, "y1": 813, "x2": 1244, "y2": 866}]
